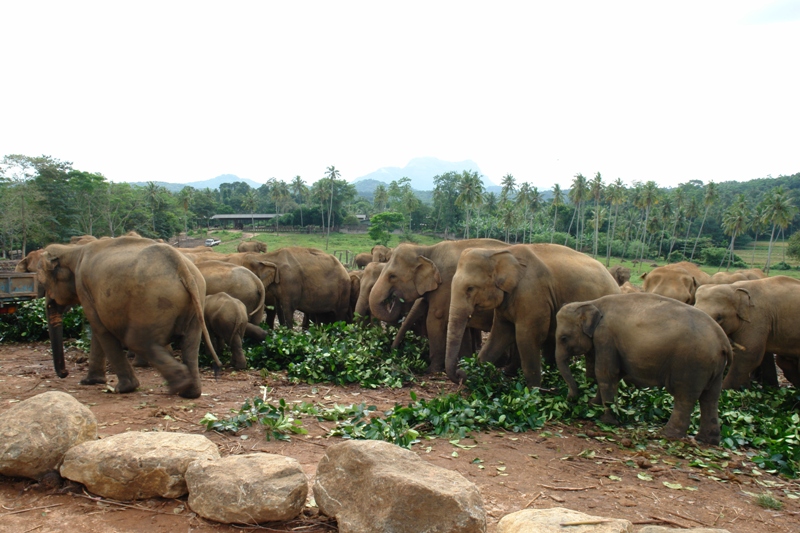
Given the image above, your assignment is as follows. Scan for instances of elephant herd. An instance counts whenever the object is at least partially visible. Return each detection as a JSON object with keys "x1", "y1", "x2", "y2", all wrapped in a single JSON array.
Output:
[{"x1": 16, "y1": 234, "x2": 800, "y2": 445}]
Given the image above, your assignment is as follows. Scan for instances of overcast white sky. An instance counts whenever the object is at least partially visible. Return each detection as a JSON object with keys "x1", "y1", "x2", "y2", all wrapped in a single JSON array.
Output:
[{"x1": 2, "y1": 1, "x2": 799, "y2": 189}]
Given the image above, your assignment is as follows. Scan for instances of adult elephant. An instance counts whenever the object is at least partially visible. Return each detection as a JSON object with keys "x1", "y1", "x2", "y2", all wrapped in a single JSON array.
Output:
[
  {"x1": 237, "y1": 241, "x2": 267, "y2": 253},
  {"x1": 445, "y1": 243, "x2": 620, "y2": 387},
  {"x1": 555, "y1": 293, "x2": 730, "y2": 444},
  {"x1": 37, "y1": 237, "x2": 220, "y2": 398},
  {"x1": 369, "y1": 239, "x2": 507, "y2": 373},
  {"x1": 354, "y1": 253, "x2": 372, "y2": 269},
  {"x1": 194, "y1": 260, "x2": 267, "y2": 341},
  {"x1": 708, "y1": 268, "x2": 766, "y2": 284},
  {"x1": 226, "y1": 248, "x2": 351, "y2": 327},
  {"x1": 371, "y1": 245, "x2": 392, "y2": 263},
  {"x1": 694, "y1": 276, "x2": 800, "y2": 389},
  {"x1": 640, "y1": 261, "x2": 711, "y2": 304},
  {"x1": 15, "y1": 249, "x2": 46, "y2": 298}
]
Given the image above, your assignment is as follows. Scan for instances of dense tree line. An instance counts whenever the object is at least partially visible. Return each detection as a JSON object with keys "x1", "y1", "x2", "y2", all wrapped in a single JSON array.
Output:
[{"x1": 2, "y1": 153, "x2": 798, "y2": 271}]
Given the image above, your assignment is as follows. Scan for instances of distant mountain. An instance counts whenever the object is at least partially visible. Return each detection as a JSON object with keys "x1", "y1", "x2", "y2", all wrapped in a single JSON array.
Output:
[
  {"x1": 129, "y1": 174, "x2": 262, "y2": 193},
  {"x1": 353, "y1": 157, "x2": 492, "y2": 191}
]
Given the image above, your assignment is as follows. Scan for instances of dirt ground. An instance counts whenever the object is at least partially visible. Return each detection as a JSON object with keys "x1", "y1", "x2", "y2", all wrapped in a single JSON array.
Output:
[{"x1": 1, "y1": 342, "x2": 799, "y2": 533}]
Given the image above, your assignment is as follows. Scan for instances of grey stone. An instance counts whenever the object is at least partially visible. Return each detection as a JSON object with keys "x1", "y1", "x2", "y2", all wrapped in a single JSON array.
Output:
[
  {"x1": 60, "y1": 431, "x2": 219, "y2": 500},
  {"x1": 314, "y1": 439, "x2": 485, "y2": 533},
  {"x1": 497, "y1": 508, "x2": 632, "y2": 533},
  {"x1": 0, "y1": 391, "x2": 97, "y2": 479},
  {"x1": 186, "y1": 453, "x2": 308, "y2": 524}
]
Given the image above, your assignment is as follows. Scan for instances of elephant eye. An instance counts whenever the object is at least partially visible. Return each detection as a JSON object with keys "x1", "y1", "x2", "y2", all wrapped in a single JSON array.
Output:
[
  {"x1": 559, "y1": 336, "x2": 568, "y2": 343},
  {"x1": 388, "y1": 274, "x2": 397, "y2": 282}
]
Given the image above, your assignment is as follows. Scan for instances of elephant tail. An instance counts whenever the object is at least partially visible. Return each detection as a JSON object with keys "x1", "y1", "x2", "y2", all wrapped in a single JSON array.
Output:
[
  {"x1": 252, "y1": 276, "x2": 266, "y2": 320},
  {"x1": 177, "y1": 254, "x2": 223, "y2": 370}
]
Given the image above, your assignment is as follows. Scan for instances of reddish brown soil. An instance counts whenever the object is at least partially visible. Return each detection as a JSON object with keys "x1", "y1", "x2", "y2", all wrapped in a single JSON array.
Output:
[{"x1": 1, "y1": 342, "x2": 798, "y2": 533}]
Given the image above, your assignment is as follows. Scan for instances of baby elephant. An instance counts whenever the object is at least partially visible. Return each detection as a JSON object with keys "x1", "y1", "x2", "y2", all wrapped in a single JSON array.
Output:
[
  {"x1": 556, "y1": 293, "x2": 731, "y2": 444},
  {"x1": 205, "y1": 293, "x2": 249, "y2": 370}
]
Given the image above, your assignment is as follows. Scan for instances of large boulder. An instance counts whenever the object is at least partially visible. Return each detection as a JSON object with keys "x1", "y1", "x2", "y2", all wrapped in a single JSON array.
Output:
[
  {"x1": 0, "y1": 391, "x2": 97, "y2": 479},
  {"x1": 186, "y1": 453, "x2": 308, "y2": 524},
  {"x1": 497, "y1": 508, "x2": 632, "y2": 533},
  {"x1": 314, "y1": 440, "x2": 485, "y2": 533},
  {"x1": 60, "y1": 431, "x2": 219, "y2": 500}
]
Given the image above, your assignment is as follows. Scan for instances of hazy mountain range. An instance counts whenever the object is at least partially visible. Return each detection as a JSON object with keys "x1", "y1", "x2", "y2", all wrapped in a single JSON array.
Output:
[{"x1": 129, "y1": 158, "x2": 503, "y2": 196}]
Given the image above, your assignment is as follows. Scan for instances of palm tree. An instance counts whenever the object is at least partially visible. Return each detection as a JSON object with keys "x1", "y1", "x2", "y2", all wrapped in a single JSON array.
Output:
[
  {"x1": 750, "y1": 202, "x2": 768, "y2": 267},
  {"x1": 177, "y1": 186, "x2": 193, "y2": 235},
  {"x1": 526, "y1": 186, "x2": 543, "y2": 243},
  {"x1": 501, "y1": 201, "x2": 516, "y2": 243},
  {"x1": 373, "y1": 184, "x2": 389, "y2": 213},
  {"x1": 324, "y1": 166, "x2": 340, "y2": 250},
  {"x1": 636, "y1": 181, "x2": 659, "y2": 268},
  {"x1": 515, "y1": 183, "x2": 531, "y2": 242},
  {"x1": 690, "y1": 182, "x2": 718, "y2": 262},
  {"x1": 680, "y1": 195, "x2": 700, "y2": 258},
  {"x1": 566, "y1": 173, "x2": 588, "y2": 250},
  {"x1": 666, "y1": 187, "x2": 685, "y2": 259},
  {"x1": 290, "y1": 176, "x2": 308, "y2": 227},
  {"x1": 590, "y1": 172, "x2": 603, "y2": 258},
  {"x1": 145, "y1": 181, "x2": 162, "y2": 234},
  {"x1": 455, "y1": 170, "x2": 485, "y2": 239},
  {"x1": 763, "y1": 186, "x2": 798, "y2": 273},
  {"x1": 721, "y1": 194, "x2": 750, "y2": 271},
  {"x1": 550, "y1": 183, "x2": 563, "y2": 243},
  {"x1": 605, "y1": 178, "x2": 626, "y2": 266},
  {"x1": 242, "y1": 189, "x2": 258, "y2": 231},
  {"x1": 270, "y1": 180, "x2": 290, "y2": 235},
  {"x1": 500, "y1": 173, "x2": 516, "y2": 203}
]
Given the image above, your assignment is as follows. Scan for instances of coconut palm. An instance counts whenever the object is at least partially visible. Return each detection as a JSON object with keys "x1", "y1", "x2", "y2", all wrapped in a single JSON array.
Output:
[
  {"x1": 763, "y1": 186, "x2": 798, "y2": 273},
  {"x1": 720, "y1": 194, "x2": 750, "y2": 271},
  {"x1": 589, "y1": 172, "x2": 603, "y2": 258},
  {"x1": 290, "y1": 175, "x2": 308, "y2": 227},
  {"x1": 690, "y1": 182, "x2": 718, "y2": 262},
  {"x1": 635, "y1": 181, "x2": 659, "y2": 268},
  {"x1": 242, "y1": 189, "x2": 258, "y2": 231},
  {"x1": 605, "y1": 178, "x2": 626, "y2": 266},
  {"x1": 324, "y1": 166, "x2": 340, "y2": 249},
  {"x1": 270, "y1": 180, "x2": 290, "y2": 235},
  {"x1": 515, "y1": 183, "x2": 531, "y2": 242},
  {"x1": 565, "y1": 173, "x2": 588, "y2": 250},
  {"x1": 550, "y1": 183, "x2": 563, "y2": 243},
  {"x1": 500, "y1": 173, "x2": 516, "y2": 203},
  {"x1": 455, "y1": 170, "x2": 485, "y2": 239}
]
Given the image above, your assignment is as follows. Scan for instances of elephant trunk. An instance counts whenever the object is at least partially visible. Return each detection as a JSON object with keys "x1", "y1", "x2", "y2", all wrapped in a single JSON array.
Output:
[
  {"x1": 368, "y1": 279, "x2": 404, "y2": 323},
  {"x1": 445, "y1": 305, "x2": 471, "y2": 384},
  {"x1": 556, "y1": 347, "x2": 580, "y2": 399},
  {"x1": 46, "y1": 297, "x2": 69, "y2": 378}
]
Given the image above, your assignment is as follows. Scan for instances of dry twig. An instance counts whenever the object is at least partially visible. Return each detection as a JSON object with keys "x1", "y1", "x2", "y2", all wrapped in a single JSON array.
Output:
[
  {"x1": 0, "y1": 503, "x2": 63, "y2": 516},
  {"x1": 539, "y1": 484, "x2": 597, "y2": 491}
]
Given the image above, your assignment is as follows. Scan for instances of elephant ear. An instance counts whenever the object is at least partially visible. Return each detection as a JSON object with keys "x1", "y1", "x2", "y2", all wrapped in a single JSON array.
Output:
[
  {"x1": 578, "y1": 304, "x2": 603, "y2": 338},
  {"x1": 734, "y1": 288, "x2": 753, "y2": 322},
  {"x1": 492, "y1": 250, "x2": 526, "y2": 292},
  {"x1": 413, "y1": 256, "x2": 442, "y2": 296},
  {"x1": 258, "y1": 261, "x2": 280, "y2": 286}
]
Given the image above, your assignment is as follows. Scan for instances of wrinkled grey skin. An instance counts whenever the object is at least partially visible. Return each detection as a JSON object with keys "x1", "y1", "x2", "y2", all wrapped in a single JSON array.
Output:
[
  {"x1": 694, "y1": 276, "x2": 800, "y2": 389},
  {"x1": 205, "y1": 293, "x2": 248, "y2": 370},
  {"x1": 237, "y1": 241, "x2": 267, "y2": 253},
  {"x1": 38, "y1": 237, "x2": 220, "y2": 399},
  {"x1": 640, "y1": 261, "x2": 711, "y2": 305},
  {"x1": 445, "y1": 243, "x2": 620, "y2": 387},
  {"x1": 607, "y1": 265, "x2": 631, "y2": 286},
  {"x1": 556, "y1": 293, "x2": 731, "y2": 444}
]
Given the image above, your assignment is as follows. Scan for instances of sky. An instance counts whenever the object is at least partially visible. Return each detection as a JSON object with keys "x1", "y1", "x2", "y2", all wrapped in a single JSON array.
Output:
[{"x1": 2, "y1": 1, "x2": 799, "y2": 190}]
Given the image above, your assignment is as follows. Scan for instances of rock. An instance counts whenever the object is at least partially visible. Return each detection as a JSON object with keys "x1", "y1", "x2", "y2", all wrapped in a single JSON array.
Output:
[
  {"x1": 186, "y1": 453, "x2": 307, "y2": 524},
  {"x1": 60, "y1": 431, "x2": 219, "y2": 500},
  {"x1": 314, "y1": 440, "x2": 485, "y2": 533},
  {"x1": 0, "y1": 391, "x2": 97, "y2": 480},
  {"x1": 497, "y1": 508, "x2": 632, "y2": 532},
  {"x1": 639, "y1": 526, "x2": 730, "y2": 533}
]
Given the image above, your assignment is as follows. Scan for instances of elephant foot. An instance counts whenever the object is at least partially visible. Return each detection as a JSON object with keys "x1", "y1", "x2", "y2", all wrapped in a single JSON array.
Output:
[
  {"x1": 131, "y1": 353, "x2": 150, "y2": 368},
  {"x1": 168, "y1": 372, "x2": 201, "y2": 398},
  {"x1": 695, "y1": 424, "x2": 721, "y2": 445},
  {"x1": 599, "y1": 411, "x2": 619, "y2": 426},
  {"x1": 588, "y1": 391, "x2": 602, "y2": 406},
  {"x1": 425, "y1": 362, "x2": 445, "y2": 374},
  {"x1": 80, "y1": 375, "x2": 107, "y2": 386},
  {"x1": 177, "y1": 382, "x2": 202, "y2": 399},
  {"x1": 231, "y1": 358, "x2": 247, "y2": 371},
  {"x1": 115, "y1": 376, "x2": 140, "y2": 394},
  {"x1": 661, "y1": 424, "x2": 688, "y2": 441}
]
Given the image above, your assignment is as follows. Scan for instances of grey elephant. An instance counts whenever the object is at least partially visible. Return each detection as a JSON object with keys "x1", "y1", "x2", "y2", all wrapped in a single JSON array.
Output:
[
  {"x1": 204, "y1": 293, "x2": 248, "y2": 370},
  {"x1": 38, "y1": 237, "x2": 221, "y2": 398},
  {"x1": 354, "y1": 253, "x2": 372, "y2": 269},
  {"x1": 708, "y1": 268, "x2": 766, "y2": 285},
  {"x1": 640, "y1": 261, "x2": 711, "y2": 304},
  {"x1": 237, "y1": 241, "x2": 267, "y2": 253},
  {"x1": 556, "y1": 293, "x2": 731, "y2": 444},
  {"x1": 694, "y1": 276, "x2": 800, "y2": 389},
  {"x1": 445, "y1": 243, "x2": 620, "y2": 387},
  {"x1": 607, "y1": 265, "x2": 631, "y2": 286},
  {"x1": 371, "y1": 245, "x2": 392, "y2": 263}
]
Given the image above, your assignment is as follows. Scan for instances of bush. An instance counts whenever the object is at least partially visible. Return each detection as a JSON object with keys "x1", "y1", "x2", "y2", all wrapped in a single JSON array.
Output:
[
  {"x1": 700, "y1": 247, "x2": 747, "y2": 268},
  {"x1": 771, "y1": 261, "x2": 793, "y2": 271},
  {"x1": 0, "y1": 299, "x2": 86, "y2": 343}
]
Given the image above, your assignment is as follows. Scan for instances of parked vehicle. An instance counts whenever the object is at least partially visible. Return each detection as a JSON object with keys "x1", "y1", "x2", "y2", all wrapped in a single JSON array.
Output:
[
  {"x1": 205, "y1": 238, "x2": 221, "y2": 247},
  {"x1": 0, "y1": 272, "x2": 38, "y2": 314}
]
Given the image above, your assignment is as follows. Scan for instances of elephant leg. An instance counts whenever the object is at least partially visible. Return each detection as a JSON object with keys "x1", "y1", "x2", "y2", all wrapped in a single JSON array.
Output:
[
  {"x1": 776, "y1": 355, "x2": 800, "y2": 388},
  {"x1": 479, "y1": 318, "x2": 516, "y2": 366},
  {"x1": 594, "y1": 347, "x2": 621, "y2": 424},
  {"x1": 229, "y1": 333, "x2": 246, "y2": 370},
  {"x1": 145, "y1": 338, "x2": 199, "y2": 399},
  {"x1": 662, "y1": 394, "x2": 698, "y2": 441},
  {"x1": 752, "y1": 353, "x2": 779, "y2": 388},
  {"x1": 265, "y1": 307, "x2": 277, "y2": 329},
  {"x1": 502, "y1": 344, "x2": 521, "y2": 377},
  {"x1": 515, "y1": 319, "x2": 551, "y2": 389},
  {"x1": 244, "y1": 323, "x2": 267, "y2": 342},
  {"x1": 131, "y1": 351, "x2": 150, "y2": 368},
  {"x1": 723, "y1": 333, "x2": 767, "y2": 389},
  {"x1": 696, "y1": 381, "x2": 722, "y2": 445},
  {"x1": 425, "y1": 310, "x2": 448, "y2": 373},
  {"x1": 302, "y1": 313, "x2": 310, "y2": 329},
  {"x1": 81, "y1": 337, "x2": 108, "y2": 385},
  {"x1": 94, "y1": 331, "x2": 139, "y2": 393}
]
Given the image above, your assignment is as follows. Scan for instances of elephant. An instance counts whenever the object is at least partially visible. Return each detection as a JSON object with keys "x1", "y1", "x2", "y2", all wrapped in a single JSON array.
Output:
[
  {"x1": 223, "y1": 248, "x2": 351, "y2": 327},
  {"x1": 708, "y1": 268, "x2": 766, "y2": 284},
  {"x1": 445, "y1": 243, "x2": 620, "y2": 387},
  {"x1": 620, "y1": 281, "x2": 641, "y2": 293},
  {"x1": 15, "y1": 249, "x2": 46, "y2": 297},
  {"x1": 607, "y1": 265, "x2": 631, "y2": 286},
  {"x1": 69, "y1": 235, "x2": 98, "y2": 245},
  {"x1": 354, "y1": 253, "x2": 373, "y2": 269},
  {"x1": 694, "y1": 276, "x2": 800, "y2": 389},
  {"x1": 369, "y1": 239, "x2": 508, "y2": 373},
  {"x1": 371, "y1": 245, "x2": 392, "y2": 263},
  {"x1": 194, "y1": 260, "x2": 267, "y2": 342},
  {"x1": 37, "y1": 236, "x2": 221, "y2": 398},
  {"x1": 237, "y1": 241, "x2": 267, "y2": 253},
  {"x1": 204, "y1": 293, "x2": 248, "y2": 370},
  {"x1": 348, "y1": 270, "x2": 364, "y2": 316},
  {"x1": 640, "y1": 261, "x2": 711, "y2": 304},
  {"x1": 555, "y1": 293, "x2": 731, "y2": 444}
]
